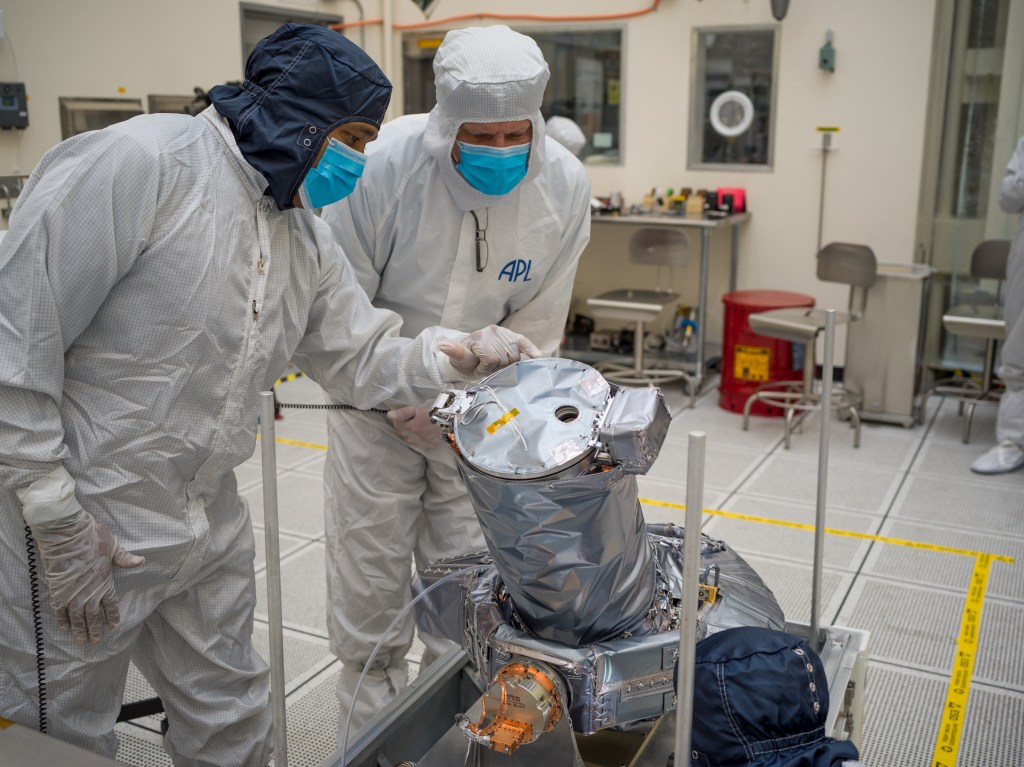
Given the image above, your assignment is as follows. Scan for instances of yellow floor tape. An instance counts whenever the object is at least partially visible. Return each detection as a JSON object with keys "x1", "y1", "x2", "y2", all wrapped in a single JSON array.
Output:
[
  {"x1": 638, "y1": 497, "x2": 1014, "y2": 763},
  {"x1": 266, "y1": 435, "x2": 330, "y2": 451},
  {"x1": 638, "y1": 498, "x2": 1014, "y2": 563},
  {"x1": 931, "y1": 553, "x2": 991, "y2": 767},
  {"x1": 273, "y1": 371, "x2": 305, "y2": 385}
]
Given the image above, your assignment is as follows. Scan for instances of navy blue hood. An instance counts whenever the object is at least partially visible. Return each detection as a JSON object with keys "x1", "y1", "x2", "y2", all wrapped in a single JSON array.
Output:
[
  {"x1": 210, "y1": 23, "x2": 391, "y2": 211},
  {"x1": 686, "y1": 627, "x2": 861, "y2": 767}
]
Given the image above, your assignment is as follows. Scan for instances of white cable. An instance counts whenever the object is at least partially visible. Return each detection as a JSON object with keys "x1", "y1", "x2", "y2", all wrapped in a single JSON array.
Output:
[
  {"x1": 340, "y1": 564, "x2": 487, "y2": 764},
  {"x1": 479, "y1": 384, "x2": 528, "y2": 451}
]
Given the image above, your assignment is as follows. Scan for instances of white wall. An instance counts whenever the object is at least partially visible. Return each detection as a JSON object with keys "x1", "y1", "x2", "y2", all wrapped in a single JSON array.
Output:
[
  {"x1": 0, "y1": 0, "x2": 937, "y2": 341},
  {"x1": 0, "y1": 0, "x2": 249, "y2": 176}
]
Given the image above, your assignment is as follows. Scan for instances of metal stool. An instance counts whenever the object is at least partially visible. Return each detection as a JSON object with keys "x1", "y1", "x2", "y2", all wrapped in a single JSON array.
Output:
[
  {"x1": 587, "y1": 228, "x2": 696, "y2": 401},
  {"x1": 741, "y1": 243, "x2": 878, "y2": 448},
  {"x1": 919, "y1": 240, "x2": 1009, "y2": 442}
]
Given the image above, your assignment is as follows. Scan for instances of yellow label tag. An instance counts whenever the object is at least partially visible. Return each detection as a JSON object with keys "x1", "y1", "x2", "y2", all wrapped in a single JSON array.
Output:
[
  {"x1": 0, "y1": 717, "x2": 13, "y2": 729},
  {"x1": 486, "y1": 408, "x2": 520, "y2": 435},
  {"x1": 734, "y1": 345, "x2": 771, "y2": 381}
]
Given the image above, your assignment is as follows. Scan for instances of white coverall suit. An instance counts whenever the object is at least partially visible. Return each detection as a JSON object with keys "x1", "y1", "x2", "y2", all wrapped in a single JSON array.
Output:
[
  {"x1": 996, "y1": 137, "x2": 1024, "y2": 450},
  {"x1": 0, "y1": 107, "x2": 473, "y2": 764},
  {"x1": 320, "y1": 26, "x2": 592, "y2": 734}
]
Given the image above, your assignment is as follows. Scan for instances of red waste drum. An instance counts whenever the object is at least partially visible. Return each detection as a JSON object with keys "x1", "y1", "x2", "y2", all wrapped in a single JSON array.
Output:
[{"x1": 719, "y1": 290, "x2": 816, "y2": 417}]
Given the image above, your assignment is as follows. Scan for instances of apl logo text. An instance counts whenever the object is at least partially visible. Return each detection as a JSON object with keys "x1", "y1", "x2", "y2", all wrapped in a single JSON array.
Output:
[{"x1": 498, "y1": 259, "x2": 533, "y2": 283}]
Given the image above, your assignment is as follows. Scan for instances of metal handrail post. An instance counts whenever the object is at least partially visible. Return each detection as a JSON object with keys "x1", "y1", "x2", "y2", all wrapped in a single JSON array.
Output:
[
  {"x1": 675, "y1": 430, "x2": 706, "y2": 764},
  {"x1": 810, "y1": 311, "x2": 836, "y2": 651},
  {"x1": 259, "y1": 391, "x2": 288, "y2": 767}
]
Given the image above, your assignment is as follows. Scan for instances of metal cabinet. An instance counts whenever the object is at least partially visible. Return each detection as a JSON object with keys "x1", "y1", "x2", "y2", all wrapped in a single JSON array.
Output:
[{"x1": 844, "y1": 263, "x2": 935, "y2": 426}]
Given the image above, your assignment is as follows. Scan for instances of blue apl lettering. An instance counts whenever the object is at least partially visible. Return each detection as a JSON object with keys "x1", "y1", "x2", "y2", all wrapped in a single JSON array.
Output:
[{"x1": 498, "y1": 259, "x2": 533, "y2": 283}]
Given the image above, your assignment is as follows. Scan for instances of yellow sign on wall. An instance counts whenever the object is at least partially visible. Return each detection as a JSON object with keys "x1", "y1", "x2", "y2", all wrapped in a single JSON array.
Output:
[{"x1": 607, "y1": 79, "x2": 620, "y2": 106}]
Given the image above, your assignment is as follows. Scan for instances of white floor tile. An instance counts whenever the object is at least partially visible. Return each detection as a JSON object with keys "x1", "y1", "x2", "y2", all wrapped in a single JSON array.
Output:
[
  {"x1": 706, "y1": 494, "x2": 878, "y2": 571},
  {"x1": 254, "y1": 542, "x2": 330, "y2": 636},
  {"x1": 740, "y1": 452, "x2": 903, "y2": 515},
  {"x1": 244, "y1": 471, "x2": 326, "y2": 539}
]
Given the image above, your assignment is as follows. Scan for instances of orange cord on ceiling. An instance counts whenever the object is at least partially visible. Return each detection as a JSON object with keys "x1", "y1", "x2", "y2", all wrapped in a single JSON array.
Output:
[{"x1": 329, "y1": 0, "x2": 660, "y2": 32}]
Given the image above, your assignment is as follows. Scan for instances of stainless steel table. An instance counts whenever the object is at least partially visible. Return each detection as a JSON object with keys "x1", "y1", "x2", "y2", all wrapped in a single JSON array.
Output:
[{"x1": 587, "y1": 211, "x2": 751, "y2": 398}]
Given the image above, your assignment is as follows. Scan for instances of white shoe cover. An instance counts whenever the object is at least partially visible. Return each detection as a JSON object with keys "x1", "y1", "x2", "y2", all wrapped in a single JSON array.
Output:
[
  {"x1": 970, "y1": 440, "x2": 1024, "y2": 475},
  {"x1": 336, "y1": 662, "x2": 408, "y2": 747}
]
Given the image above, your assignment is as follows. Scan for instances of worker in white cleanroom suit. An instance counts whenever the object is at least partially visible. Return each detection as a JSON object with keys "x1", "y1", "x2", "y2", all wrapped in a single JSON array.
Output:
[
  {"x1": 320, "y1": 25, "x2": 591, "y2": 737},
  {"x1": 545, "y1": 115, "x2": 588, "y2": 157},
  {"x1": 972, "y1": 135, "x2": 1024, "y2": 474},
  {"x1": 0, "y1": 23, "x2": 537, "y2": 766}
]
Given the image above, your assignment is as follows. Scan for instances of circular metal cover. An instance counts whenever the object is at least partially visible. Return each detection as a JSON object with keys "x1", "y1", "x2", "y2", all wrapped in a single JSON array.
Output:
[{"x1": 453, "y1": 358, "x2": 611, "y2": 480}]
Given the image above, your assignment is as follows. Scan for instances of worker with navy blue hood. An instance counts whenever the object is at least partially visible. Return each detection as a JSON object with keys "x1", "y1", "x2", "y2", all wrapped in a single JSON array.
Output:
[
  {"x1": 681, "y1": 627, "x2": 864, "y2": 767},
  {"x1": 0, "y1": 23, "x2": 538, "y2": 765}
]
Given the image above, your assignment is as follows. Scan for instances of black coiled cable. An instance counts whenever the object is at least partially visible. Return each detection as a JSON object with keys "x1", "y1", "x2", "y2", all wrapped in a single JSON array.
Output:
[
  {"x1": 276, "y1": 402, "x2": 388, "y2": 414},
  {"x1": 23, "y1": 525, "x2": 47, "y2": 733},
  {"x1": 273, "y1": 370, "x2": 388, "y2": 414}
]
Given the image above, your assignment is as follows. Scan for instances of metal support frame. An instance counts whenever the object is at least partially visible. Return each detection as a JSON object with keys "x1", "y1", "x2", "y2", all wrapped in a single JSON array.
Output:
[
  {"x1": 694, "y1": 229, "x2": 712, "y2": 401},
  {"x1": 326, "y1": 648, "x2": 483, "y2": 767}
]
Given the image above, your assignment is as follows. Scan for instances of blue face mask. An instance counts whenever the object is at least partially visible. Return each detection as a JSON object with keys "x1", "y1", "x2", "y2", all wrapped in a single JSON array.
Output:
[
  {"x1": 299, "y1": 137, "x2": 367, "y2": 209},
  {"x1": 456, "y1": 141, "x2": 530, "y2": 196}
]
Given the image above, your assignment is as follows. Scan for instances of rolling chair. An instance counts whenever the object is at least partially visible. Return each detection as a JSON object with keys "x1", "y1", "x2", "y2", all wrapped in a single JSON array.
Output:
[
  {"x1": 587, "y1": 228, "x2": 696, "y2": 400},
  {"x1": 919, "y1": 239, "x2": 1009, "y2": 443},
  {"x1": 741, "y1": 242, "x2": 878, "y2": 448}
]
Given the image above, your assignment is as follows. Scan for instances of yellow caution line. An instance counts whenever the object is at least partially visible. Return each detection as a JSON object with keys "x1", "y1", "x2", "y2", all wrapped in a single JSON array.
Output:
[
  {"x1": 931, "y1": 554, "x2": 991, "y2": 767},
  {"x1": 256, "y1": 434, "x2": 328, "y2": 451},
  {"x1": 274, "y1": 371, "x2": 305, "y2": 385},
  {"x1": 275, "y1": 436, "x2": 328, "y2": 451},
  {"x1": 643, "y1": 496, "x2": 1012, "y2": 762},
  {"x1": 639, "y1": 498, "x2": 1014, "y2": 563}
]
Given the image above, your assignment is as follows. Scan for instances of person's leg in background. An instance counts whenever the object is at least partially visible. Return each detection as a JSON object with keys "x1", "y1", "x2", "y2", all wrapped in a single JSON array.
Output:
[
  {"x1": 973, "y1": 243, "x2": 1024, "y2": 474},
  {"x1": 414, "y1": 447, "x2": 486, "y2": 668},
  {"x1": 323, "y1": 409, "x2": 428, "y2": 742}
]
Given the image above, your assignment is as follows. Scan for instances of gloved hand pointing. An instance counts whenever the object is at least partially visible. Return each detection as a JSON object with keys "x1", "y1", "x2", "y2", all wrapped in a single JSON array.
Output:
[
  {"x1": 18, "y1": 467, "x2": 144, "y2": 644},
  {"x1": 386, "y1": 406, "x2": 445, "y2": 451},
  {"x1": 438, "y1": 325, "x2": 542, "y2": 378}
]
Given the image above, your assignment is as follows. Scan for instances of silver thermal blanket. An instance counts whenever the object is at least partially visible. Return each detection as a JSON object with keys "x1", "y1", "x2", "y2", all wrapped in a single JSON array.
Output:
[
  {"x1": 430, "y1": 359, "x2": 671, "y2": 645},
  {"x1": 414, "y1": 525, "x2": 786, "y2": 733},
  {"x1": 423, "y1": 359, "x2": 785, "y2": 733}
]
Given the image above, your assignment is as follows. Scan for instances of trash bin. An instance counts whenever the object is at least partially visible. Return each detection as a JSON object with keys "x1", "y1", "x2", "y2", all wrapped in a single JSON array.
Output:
[
  {"x1": 719, "y1": 290, "x2": 816, "y2": 417},
  {"x1": 844, "y1": 262, "x2": 935, "y2": 426}
]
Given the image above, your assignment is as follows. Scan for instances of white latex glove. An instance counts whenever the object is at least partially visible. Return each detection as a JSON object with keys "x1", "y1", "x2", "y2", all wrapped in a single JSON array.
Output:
[
  {"x1": 386, "y1": 406, "x2": 444, "y2": 451},
  {"x1": 438, "y1": 325, "x2": 542, "y2": 378},
  {"x1": 18, "y1": 467, "x2": 144, "y2": 644},
  {"x1": 31, "y1": 511, "x2": 145, "y2": 643}
]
